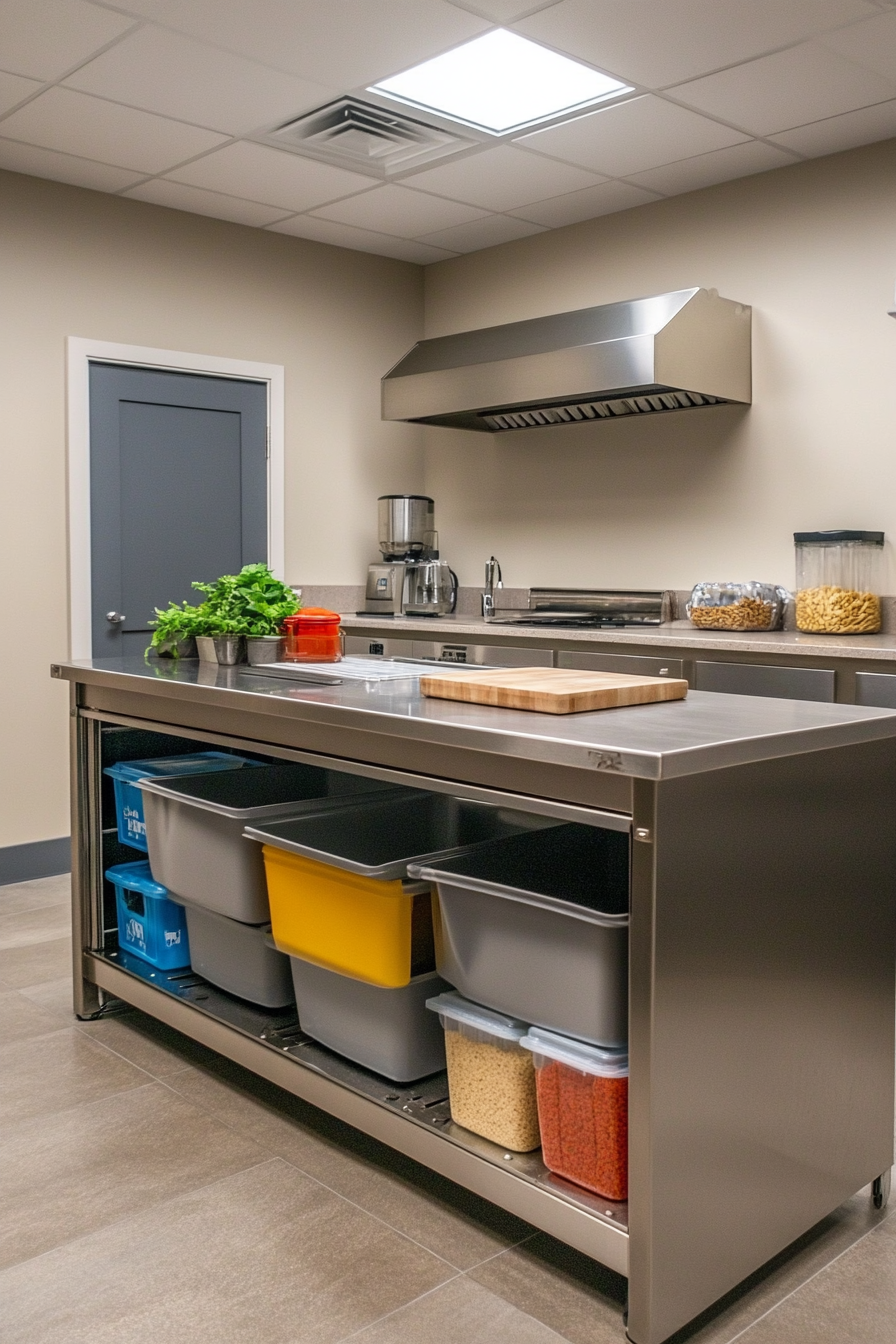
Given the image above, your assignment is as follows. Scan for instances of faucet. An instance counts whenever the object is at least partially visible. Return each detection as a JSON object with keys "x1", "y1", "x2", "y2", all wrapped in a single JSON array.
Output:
[{"x1": 481, "y1": 556, "x2": 503, "y2": 617}]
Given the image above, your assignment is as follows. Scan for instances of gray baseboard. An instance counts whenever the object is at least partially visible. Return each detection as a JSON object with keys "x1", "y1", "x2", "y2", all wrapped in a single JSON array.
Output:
[{"x1": 0, "y1": 836, "x2": 71, "y2": 886}]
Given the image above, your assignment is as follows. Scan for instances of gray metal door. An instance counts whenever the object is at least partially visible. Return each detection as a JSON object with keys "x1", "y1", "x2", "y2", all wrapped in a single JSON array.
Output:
[{"x1": 89, "y1": 363, "x2": 268, "y2": 657}]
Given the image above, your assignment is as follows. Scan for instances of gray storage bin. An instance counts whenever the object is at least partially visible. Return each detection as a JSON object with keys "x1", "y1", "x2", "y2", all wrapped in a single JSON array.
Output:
[
  {"x1": 290, "y1": 958, "x2": 450, "y2": 1081},
  {"x1": 174, "y1": 901, "x2": 294, "y2": 1008},
  {"x1": 246, "y1": 791, "x2": 557, "y2": 879},
  {"x1": 140, "y1": 762, "x2": 396, "y2": 922},
  {"x1": 412, "y1": 824, "x2": 630, "y2": 1049}
]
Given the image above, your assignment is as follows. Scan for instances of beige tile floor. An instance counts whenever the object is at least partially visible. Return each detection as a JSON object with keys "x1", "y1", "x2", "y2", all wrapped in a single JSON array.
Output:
[{"x1": 1, "y1": 874, "x2": 894, "y2": 1343}]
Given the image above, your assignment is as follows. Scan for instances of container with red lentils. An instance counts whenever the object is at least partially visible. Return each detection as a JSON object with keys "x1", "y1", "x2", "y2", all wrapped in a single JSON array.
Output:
[{"x1": 521, "y1": 1027, "x2": 628, "y2": 1202}]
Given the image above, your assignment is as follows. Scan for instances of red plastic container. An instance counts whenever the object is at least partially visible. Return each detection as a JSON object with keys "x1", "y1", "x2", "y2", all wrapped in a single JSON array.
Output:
[
  {"x1": 283, "y1": 608, "x2": 342, "y2": 663},
  {"x1": 522, "y1": 1027, "x2": 628, "y2": 1201}
]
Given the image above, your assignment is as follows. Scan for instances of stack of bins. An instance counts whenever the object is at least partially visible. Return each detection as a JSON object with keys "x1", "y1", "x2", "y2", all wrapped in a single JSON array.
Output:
[
  {"x1": 249, "y1": 794, "x2": 555, "y2": 1081},
  {"x1": 410, "y1": 823, "x2": 630, "y2": 1048},
  {"x1": 414, "y1": 824, "x2": 630, "y2": 1190},
  {"x1": 104, "y1": 751, "x2": 257, "y2": 968},
  {"x1": 138, "y1": 762, "x2": 391, "y2": 1008},
  {"x1": 104, "y1": 752, "x2": 256, "y2": 852}
]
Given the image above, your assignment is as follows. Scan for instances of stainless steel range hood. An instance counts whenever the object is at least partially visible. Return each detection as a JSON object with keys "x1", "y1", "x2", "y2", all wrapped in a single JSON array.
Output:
[{"x1": 382, "y1": 287, "x2": 751, "y2": 433}]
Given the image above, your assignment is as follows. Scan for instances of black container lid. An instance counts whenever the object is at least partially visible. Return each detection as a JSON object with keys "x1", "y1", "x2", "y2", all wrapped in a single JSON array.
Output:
[{"x1": 794, "y1": 530, "x2": 884, "y2": 545}]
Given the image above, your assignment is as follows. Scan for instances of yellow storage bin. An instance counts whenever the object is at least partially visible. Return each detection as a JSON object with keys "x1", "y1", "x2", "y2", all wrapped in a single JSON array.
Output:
[{"x1": 262, "y1": 845, "x2": 433, "y2": 988}]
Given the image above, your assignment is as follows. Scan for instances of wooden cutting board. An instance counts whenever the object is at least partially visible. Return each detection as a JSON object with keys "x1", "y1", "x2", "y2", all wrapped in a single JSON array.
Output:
[{"x1": 420, "y1": 666, "x2": 688, "y2": 715}]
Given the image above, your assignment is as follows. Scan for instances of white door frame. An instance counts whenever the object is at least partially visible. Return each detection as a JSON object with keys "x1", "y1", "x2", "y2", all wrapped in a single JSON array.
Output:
[{"x1": 67, "y1": 337, "x2": 285, "y2": 660}]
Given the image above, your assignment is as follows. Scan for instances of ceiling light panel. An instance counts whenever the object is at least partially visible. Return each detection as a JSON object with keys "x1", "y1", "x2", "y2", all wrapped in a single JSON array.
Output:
[
  {"x1": 371, "y1": 29, "x2": 632, "y2": 134},
  {"x1": 514, "y1": 0, "x2": 881, "y2": 91}
]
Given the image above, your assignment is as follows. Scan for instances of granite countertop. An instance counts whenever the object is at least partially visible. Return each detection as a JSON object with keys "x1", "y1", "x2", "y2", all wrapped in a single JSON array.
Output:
[{"x1": 340, "y1": 613, "x2": 896, "y2": 662}]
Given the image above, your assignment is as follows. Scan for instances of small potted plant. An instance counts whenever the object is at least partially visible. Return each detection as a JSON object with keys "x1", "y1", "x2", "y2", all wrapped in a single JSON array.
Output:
[
  {"x1": 192, "y1": 564, "x2": 300, "y2": 664},
  {"x1": 146, "y1": 601, "x2": 205, "y2": 660}
]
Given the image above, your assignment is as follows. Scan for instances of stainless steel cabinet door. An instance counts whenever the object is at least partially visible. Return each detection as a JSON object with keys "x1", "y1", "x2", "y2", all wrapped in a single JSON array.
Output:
[
  {"x1": 695, "y1": 661, "x2": 835, "y2": 701},
  {"x1": 411, "y1": 641, "x2": 553, "y2": 666},
  {"x1": 855, "y1": 672, "x2": 896, "y2": 708},
  {"x1": 558, "y1": 650, "x2": 683, "y2": 678}
]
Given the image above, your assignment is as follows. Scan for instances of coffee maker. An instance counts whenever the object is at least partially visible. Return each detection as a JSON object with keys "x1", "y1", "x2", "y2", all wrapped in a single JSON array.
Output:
[{"x1": 365, "y1": 495, "x2": 435, "y2": 614}]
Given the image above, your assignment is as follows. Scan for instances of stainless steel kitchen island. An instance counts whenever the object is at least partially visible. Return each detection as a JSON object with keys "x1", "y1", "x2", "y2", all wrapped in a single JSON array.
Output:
[{"x1": 53, "y1": 656, "x2": 896, "y2": 1344}]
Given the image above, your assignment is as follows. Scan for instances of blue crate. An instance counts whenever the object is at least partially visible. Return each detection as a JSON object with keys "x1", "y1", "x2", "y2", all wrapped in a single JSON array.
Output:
[
  {"x1": 104, "y1": 752, "x2": 255, "y2": 851},
  {"x1": 106, "y1": 861, "x2": 190, "y2": 970}
]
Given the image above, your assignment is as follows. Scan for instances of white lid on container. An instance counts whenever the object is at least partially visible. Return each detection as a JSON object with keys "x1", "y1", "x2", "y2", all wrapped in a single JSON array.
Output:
[
  {"x1": 521, "y1": 1026, "x2": 628, "y2": 1077},
  {"x1": 426, "y1": 991, "x2": 529, "y2": 1042}
]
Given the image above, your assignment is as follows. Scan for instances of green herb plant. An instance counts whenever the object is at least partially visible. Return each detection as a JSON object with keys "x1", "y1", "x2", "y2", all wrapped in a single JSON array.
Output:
[{"x1": 147, "y1": 564, "x2": 300, "y2": 659}]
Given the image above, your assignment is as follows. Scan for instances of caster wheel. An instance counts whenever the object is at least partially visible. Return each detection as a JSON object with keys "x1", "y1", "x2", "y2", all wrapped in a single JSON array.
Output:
[{"x1": 872, "y1": 1168, "x2": 891, "y2": 1210}]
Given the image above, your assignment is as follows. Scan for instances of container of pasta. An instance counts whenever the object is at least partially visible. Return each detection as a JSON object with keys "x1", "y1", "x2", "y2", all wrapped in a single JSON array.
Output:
[
  {"x1": 426, "y1": 992, "x2": 540, "y2": 1152},
  {"x1": 686, "y1": 581, "x2": 788, "y2": 631},
  {"x1": 521, "y1": 1027, "x2": 628, "y2": 1201},
  {"x1": 794, "y1": 531, "x2": 884, "y2": 634}
]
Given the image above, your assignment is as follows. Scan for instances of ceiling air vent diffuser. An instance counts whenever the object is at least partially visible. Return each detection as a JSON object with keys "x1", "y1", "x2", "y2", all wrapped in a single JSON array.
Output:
[{"x1": 268, "y1": 97, "x2": 475, "y2": 177}]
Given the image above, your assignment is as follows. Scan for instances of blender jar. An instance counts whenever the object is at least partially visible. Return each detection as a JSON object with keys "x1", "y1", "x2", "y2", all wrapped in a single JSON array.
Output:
[{"x1": 794, "y1": 531, "x2": 884, "y2": 634}]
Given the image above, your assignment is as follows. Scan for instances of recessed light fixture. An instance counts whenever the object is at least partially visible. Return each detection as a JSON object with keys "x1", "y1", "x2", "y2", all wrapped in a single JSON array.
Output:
[{"x1": 370, "y1": 29, "x2": 632, "y2": 136}]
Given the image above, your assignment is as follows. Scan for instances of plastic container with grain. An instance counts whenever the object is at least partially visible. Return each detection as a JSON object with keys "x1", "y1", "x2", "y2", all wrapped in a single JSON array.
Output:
[
  {"x1": 427, "y1": 992, "x2": 540, "y2": 1152},
  {"x1": 686, "y1": 581, "x2": 788, "y2": 632},
  {"x1": 794, "y1": 531, "x2": 884, "y2": 634},
  {"x1": 522, "y1": 1027, "x2": 628, "y2": 1201}
]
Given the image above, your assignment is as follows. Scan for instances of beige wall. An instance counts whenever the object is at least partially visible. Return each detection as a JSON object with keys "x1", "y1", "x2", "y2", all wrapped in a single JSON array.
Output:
[
  {"x1": 422, "y1": 139, "x2": 896, "y2": 596},
  {"x1": 0, "y1": 171, "x2": 423, "y2": 849}
]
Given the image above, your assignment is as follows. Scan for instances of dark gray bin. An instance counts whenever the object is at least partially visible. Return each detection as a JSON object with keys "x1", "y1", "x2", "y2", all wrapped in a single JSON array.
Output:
[
  {"x1": 289, "y1": 958, "x2": 450, "y2": 1081},
  {"x1": 174, "y1": 902, "x2": 294, "y2": 1009},
  {"x1": 245, "y1": 792, "x2": 557, "y2": 879},
  {"x1": 140, "y1": 762, "x2": 396, "y2": 923},
  {"x1": 412, "y1": 824, "x2": 630, "y2": 1049}
]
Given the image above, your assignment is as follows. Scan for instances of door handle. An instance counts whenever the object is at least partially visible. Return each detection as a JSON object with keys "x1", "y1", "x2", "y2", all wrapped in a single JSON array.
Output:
[{"x1": 106, "y1": 611, "x2": 126, "y2": 624}]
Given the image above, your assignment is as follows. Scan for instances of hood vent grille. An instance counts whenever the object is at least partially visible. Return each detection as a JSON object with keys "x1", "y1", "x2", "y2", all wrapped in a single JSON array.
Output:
[
  {"x1": 267, "y1": 97, "x2": 475, "y2": 176},
  {"x1": 483, "y1": 390, "x2": 721, "y2": 431},
  {"x1": 383, "y1": 288, "x2": 752, "y2": 434}
]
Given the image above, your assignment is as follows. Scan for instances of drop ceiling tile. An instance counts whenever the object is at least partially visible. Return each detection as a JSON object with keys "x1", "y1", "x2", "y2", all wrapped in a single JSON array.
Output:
[
  {"x1": 0, "y1": 0, "x2": 136, "y2": 82},
  {"x1": 0, "y1": 138, "x2": 144, "y2": 192},
  {"x1": 64, "y1": 27, "x2": 337, "y2": 136},
  {"x1": 626, "y1": 140, "x2": 799, "y2": 196},
  {"x1": 312, "y1": 185, "x2": 489, "y2": 238},
  {"x1": 509, "y1": 179, "x2": 661, "y2": 226},
  {"x1": 819, "y1": 10, "x2": 896, "y2": 82},
  {"x1": 169, "y1": 142, "x2": 376, "y2": 211},
  {"x1": 670, "y1": 42, "x2": 896, "y2": 137},
  {"x1": 0, "y1": 72, "x2": 42, "y2": 117},
  {"x1": 513, "y1": 0, "x2": 880, "y2": 89},
  {"x1": 0, "y1": 88, "x2": 227, "y2": 173},
  {"x1": 269, "y1": 214, "x2": 457, "y2": 263},
  {"x1": 517, "y1": 96, "x2": 748, "y2": 177},
  {"x1": 104, "y1": 0, "x2": 489, "y2": 87},
  {"x1": 123, "y1": 179, "x2": 292, "y2": 226},
  {"x1": 770, "y1": 98, "x2": 896, "y2": 157},
  {"x1": 418, "y1": 213, "x2": 547, "y2": 252},
  {"x1": 448, "y1": 2, "x2": 562, "y2": 21},
  {"x1": 399, "y1": 145, "x2": 606, "y2": 211}
]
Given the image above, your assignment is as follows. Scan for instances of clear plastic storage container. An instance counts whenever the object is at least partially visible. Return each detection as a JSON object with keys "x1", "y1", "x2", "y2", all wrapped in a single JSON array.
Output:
[
  {"x1": 427, "y1": 992, "x2": 540, "y2": 1152},
  {"x1": 521, "y1": 1027, "x2": 628, "y2": 1202},
  {"x1": 794, "y1": 531, "x2": 884, "y2": 634},
  {"x1": 686, "y1": 582, "x2": 788, "y2": 632}
]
